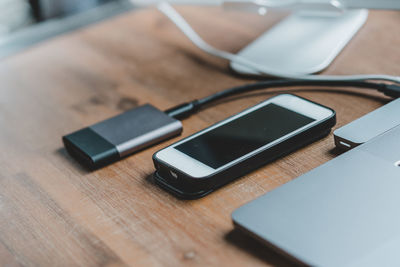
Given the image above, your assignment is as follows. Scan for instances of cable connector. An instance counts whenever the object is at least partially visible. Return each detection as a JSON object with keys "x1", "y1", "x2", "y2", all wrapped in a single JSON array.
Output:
[
  {"x1": 380, "y1": 84, "x2": 400, "y2": 98},
  {"x1": 164, "y1": 100, "x2": 201, "y2": 119}
]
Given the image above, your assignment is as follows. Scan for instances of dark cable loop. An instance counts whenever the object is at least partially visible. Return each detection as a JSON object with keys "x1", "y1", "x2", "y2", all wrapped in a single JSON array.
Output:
[
  {"x1": 197, "y1": 80, "x2": 385, "y2": 106},
  {"x1": 165, "y1": 79, "x2": 399, "y2": 119}
]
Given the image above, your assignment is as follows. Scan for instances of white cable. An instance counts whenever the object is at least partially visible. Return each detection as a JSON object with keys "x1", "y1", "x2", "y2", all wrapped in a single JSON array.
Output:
[{"x1": 157, "y1": 2, "x2": 400, "y2": 83}]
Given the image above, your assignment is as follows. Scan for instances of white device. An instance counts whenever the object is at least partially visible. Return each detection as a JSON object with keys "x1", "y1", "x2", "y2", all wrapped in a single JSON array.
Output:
[
  {"x1": 230, "y1": 9, "x2": 368, "y2": 75},
  {"x1": 225, "y1": 0, "x2": 400, "y2": 75},
  {"x1": 153, "y1": 94, "x2": 335, "y2": 198},
  {"x1": 232, "y1": 123, "x2": 400, "y2": 266},
  {"x1": 155, "y1": 94, "x2": 332, "y2": 177}
]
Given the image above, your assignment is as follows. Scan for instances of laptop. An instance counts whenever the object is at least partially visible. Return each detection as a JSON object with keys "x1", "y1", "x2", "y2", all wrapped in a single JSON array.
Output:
[{"x1": 232, "y1": 125, "x2": 400, "y2": 267}]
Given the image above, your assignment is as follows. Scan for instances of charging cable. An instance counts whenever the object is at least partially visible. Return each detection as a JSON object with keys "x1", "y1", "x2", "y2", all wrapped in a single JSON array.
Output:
[
  {"x1": 165, "y1": 79, "x2": 400, "y2": 119},
  {"x1": 157, "y1": 2, "x2": 400, "y2": 84}
]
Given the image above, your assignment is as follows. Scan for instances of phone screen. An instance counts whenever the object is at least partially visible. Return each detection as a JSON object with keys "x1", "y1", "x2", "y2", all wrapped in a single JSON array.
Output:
[{"x1": 175, "y1": 103, "x2": 315, "y2": 169}]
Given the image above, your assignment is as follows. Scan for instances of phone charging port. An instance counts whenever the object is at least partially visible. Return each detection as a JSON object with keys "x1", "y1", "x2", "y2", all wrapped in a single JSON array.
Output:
[{"x1": 339, "y1": 141, "x2": 352, "y2": 149}]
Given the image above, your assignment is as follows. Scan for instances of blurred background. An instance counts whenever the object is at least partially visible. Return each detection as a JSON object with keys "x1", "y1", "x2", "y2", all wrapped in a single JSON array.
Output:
[{"x1": 0, "y1": 0, "x2": 134, "y2": 58}]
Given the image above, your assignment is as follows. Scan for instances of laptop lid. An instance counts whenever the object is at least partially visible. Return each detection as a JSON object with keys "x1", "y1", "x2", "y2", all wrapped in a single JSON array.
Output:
[{"x1": 232, "y1": 125, "x2": 400, "y2": 267}]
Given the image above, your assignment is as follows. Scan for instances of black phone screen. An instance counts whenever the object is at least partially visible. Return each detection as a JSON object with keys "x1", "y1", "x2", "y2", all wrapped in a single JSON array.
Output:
[{"x1": 175, "y1": 103, "x2": 315, "y2": 169}]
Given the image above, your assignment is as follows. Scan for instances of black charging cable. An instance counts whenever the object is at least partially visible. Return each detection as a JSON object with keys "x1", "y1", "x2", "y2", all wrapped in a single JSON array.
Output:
[{"x1": 165, "y1": 80, "x2": 400, "y2": 120}]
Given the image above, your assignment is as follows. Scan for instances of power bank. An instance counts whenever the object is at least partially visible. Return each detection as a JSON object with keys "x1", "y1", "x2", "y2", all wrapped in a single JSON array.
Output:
[
  {"x1": 334, "y1": 98, "x2": 400, "y2": 150},
  {"x1": 63, "y1": 104, "x2": 182, "y2": 169}
]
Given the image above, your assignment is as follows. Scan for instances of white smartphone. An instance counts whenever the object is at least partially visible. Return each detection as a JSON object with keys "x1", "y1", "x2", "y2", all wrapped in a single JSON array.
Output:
[{"x1": 152, "y1": 94, "x2": 336, "y2": 199}]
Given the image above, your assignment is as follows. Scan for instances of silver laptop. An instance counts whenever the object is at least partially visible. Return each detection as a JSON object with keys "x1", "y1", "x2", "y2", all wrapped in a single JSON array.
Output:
[{"x1": 232, "y1": 125, "x2": 400, "y2": 267}]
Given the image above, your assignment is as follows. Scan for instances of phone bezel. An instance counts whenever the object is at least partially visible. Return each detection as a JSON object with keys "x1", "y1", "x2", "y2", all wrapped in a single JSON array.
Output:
[{"x1": 154, "y1": 94, "x2": 334, "y2": 178}]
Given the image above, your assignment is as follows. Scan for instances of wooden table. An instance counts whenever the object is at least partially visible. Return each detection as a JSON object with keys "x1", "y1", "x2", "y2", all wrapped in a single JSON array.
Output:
[{"x1": 0, "y1": 6, "x2": 399, "y2": 267}]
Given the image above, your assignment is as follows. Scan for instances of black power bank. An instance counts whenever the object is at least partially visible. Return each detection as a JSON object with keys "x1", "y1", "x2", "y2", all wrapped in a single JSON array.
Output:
[{"x1": 63, "y1": 104, "x2": 182, "y2": 169}]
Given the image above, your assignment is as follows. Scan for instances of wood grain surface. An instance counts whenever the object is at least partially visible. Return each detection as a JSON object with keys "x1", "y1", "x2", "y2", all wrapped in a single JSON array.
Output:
[{"x1": 0, "y1": 6, "x2": 399, "y2": 267}]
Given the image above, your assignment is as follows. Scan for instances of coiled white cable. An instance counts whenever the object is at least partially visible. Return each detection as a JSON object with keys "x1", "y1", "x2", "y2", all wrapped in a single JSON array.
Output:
[{"x1": 158, "y1": 2, "x2": 400, "y2": 84}]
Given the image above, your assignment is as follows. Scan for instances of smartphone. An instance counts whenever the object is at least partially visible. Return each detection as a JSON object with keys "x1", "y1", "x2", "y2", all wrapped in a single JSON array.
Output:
[{"x1": 152, "y1": 94, "x2": 336, "y2": 199}]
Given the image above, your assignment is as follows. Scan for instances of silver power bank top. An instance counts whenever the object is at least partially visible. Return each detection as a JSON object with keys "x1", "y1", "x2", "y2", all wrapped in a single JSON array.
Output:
[
  {"x1": 90, "y1": 104, "x2": 182, "y2": 157},
  {"x1": 334, "y1": 98, "x2": 400, "y2": 150}
]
